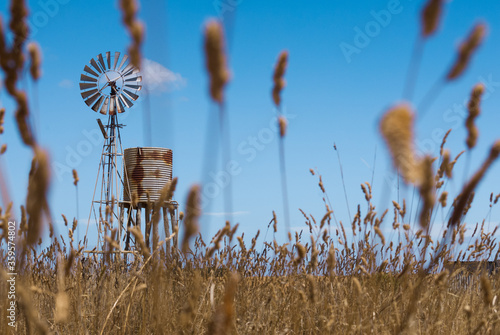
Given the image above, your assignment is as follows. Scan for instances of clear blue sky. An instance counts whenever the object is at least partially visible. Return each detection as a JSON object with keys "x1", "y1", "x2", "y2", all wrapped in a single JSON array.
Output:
[{"x1": 1, "y1": 0, "x2": 500, "y2": 248}]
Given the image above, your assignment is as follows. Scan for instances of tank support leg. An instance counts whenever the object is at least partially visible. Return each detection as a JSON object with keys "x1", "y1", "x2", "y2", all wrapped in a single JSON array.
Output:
[
  {"x1": 169, "y1": 206, "x2": 178, "y2": 250},
  {"x1": 125, "y1": 206, "x2": 132, "y2": 251},
  {"x1": 145, "y1": 203, "x2": 152, "y2": 250},
  {"x1": 163, "y1": 207, "x2": 170, "y2": 254},
  {"x1": 136, "y1": 205, "x2": 142, "y2": 247},
  {"x1": 152, "y1": 207, "x2": 159, "y2": 252}
]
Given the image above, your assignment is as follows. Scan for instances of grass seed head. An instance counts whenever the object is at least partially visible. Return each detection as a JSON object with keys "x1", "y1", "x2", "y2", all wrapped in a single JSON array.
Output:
[
  {"x1": 421, "y1": 0, "x2": 444, "y2": 37},
  {"x1": 204, "y1": 20, "x2": 229, "y2": 104},
  {"x1": 278, "y1": 115, "x2": 287, "y2": 137},
  {"x1": 418, "y1": 156, "x2": 435, "y2": 229},
  {"x1": 72, "y1": 169, "x2": 79, "y2": 186},
  {"x1": 466, "y1": 83, "x2": 485, "y2": 149},
  {"x1": 182, "y1": 185, "x2": 201, "y2": 254},
  {"x1": 272, "y1": 50, "x2": 288, "y2": 107},
  {"x1": 480, "y1": 274, "x2": 493, "y2": 306},
  {"x1": 27, "y1": 42, "x2": 42, "y2": 80},
  {"x1": 0, "y1": 108, "x2": 4, "y2": 134},
  {"x1": 26, "y1": 148, "x2": 50, "y2": 246},
  {"x1": 447, "y1": 23, "x2": 487, "y2": 80},
  {"x1": 380, "y1": 103, "x2": 418, "y2": 184}
]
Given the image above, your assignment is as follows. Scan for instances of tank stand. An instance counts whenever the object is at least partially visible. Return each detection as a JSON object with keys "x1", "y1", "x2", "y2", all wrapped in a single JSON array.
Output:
[{"x1": 120, "y1": 200, "x2": 179, "y2": 254}]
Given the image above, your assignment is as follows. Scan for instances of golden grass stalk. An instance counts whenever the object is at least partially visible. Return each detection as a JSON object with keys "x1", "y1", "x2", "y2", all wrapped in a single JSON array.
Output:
[
  {"x1": 180, "y1": 272, "x2": 201, "y2": 328},
  {"x1": 100, "y1": 235, "x2": 174, "y2": 335},
  {"x1": 465, "y1": 83, "x2": 484, "y2": 149},
  {"x1": 15, "y1": 90, "x2": 35, "y2": 146},
  {"x1": 182, "y1": 185, "x2": 201, "y2": 254},
  {"x1": 10, "y1": 275, "x2": 49, "y2": 334},
  {"x1": 150, "y1": 177, "x2": 178, "y2": 243},
  {"x1": 27, "y1": 42, "x2": 41, "y2": 81},
  {"x1": 272, "y1": 50, "x2": 288, "y2": 107},
  {"x1": 131, "y1": 190, "x2": 138, "y2": 208},
  {"x1": 447, "y1": 23, "x2": 487, "y2": 81},
  {"x1": 0, "y1": 18, "x2": 6, "y2": 70},
  {"x1": 421, "y1": 0, "x2": 444, "y2": 37},
  {"x1": 440, "y1": 129, "x2": 452, "y2": 156},
  {"x1": 418, "y1": 156, "x2": 435, "y2": 229},
  {"x1": 352, "y1": 277, "x2": 362, "y2": 296},
  {"x1": 207, "y1": 273, "x2": 239, "y2": 335},
  {"x1": 449, "y1": 150, "x2": 465, "y2": 172},
  {"x1": 8, "y1": 0, "x2": 29, "y2": 68},
  {"x1": 434, "y1": 269, "x2": 448, "y2": 286},
  {"x1": 327, "y1": 244, "x2": 336, "y2": 274},
  {"x1": 129, "y1": 225, "x2": 150, "y2": 258},
  {"x1": 0, "y1": 107, "x2": 5, "y2": 134},
  {"x1": 449, "y1": 140, "x2": 500, "y2": 227},
  {"x1": 272, "y1": 210, "x2": 277, "y2": 233},
  {"x1": 3, "y1": 1, "x2": 28, "y2": 97},
  {"x1": 0, "y1": 144, "x2": 6, "y2": 154},
  {"x1": 439, "y1": 191, "x2": 448, "y2": 207},
  {"x1": 72, "y1": 169, "x2": 79, "y2": 186},
  {"x1": 480, "y1": 274, "x2": 493, "y2": 306},
  {"x1": 26, "y1": 148, "x2": 50, "y2": 246},
  {"x1": 278, "y1": 115, "x2": 287, "y2": 138},
  {"x1": 374, "y1": 226, "x2": 385, "y2": 245},
  {"x1": 204, "y1": 20, "x2": 229, "y2": 104},
  {"x1": 380, "y1": 103, "x2": 418, "y2": 184},
  {"x1": 294, "y1": 242, "x2": 306, "y2": 265},
  {"x1": 119, "y1": 0, "x2": 143, "y2": 69},
  {"x1": 55, "y1": 256, "x2": 69, "y2": 323},
  {"x1": 306, "y1": 274, "x2": 317, "y2": 303},
  {"x1": 438, "y1": 149, "x2": 451, "y2": 179}
]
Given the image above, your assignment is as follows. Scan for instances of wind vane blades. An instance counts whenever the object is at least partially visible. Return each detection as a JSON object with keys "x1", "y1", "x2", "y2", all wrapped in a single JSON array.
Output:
[{"x1": 80, "y1": 52, "x2": 142, "y2": 115}]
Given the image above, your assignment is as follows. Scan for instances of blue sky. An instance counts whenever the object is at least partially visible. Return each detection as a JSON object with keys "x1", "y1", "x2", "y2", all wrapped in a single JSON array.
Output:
[{"x1": 1, "y1": 0, "x2": 500, "y2": 249}]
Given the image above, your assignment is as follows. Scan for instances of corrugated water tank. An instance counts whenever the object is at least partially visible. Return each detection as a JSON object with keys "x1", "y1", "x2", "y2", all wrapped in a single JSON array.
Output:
[{"x1": 123, "y1": 147, "x2": 173, "y2": 202}]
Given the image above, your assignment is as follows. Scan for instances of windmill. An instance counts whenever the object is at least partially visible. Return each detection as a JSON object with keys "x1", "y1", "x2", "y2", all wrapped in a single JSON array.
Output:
[{"x1": 79, "y1": 52, "x2": 178, "y2": 256}]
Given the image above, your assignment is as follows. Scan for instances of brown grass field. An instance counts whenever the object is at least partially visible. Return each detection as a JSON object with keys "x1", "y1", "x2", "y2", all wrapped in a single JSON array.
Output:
[{"x1": 2, "y1": 0, "x2": 500, "y2": 334}]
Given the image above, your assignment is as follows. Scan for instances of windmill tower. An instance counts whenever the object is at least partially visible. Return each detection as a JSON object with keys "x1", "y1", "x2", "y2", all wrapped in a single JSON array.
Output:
[{"x1": 79, "y1": 52, "x2": 178, "y2": 255}]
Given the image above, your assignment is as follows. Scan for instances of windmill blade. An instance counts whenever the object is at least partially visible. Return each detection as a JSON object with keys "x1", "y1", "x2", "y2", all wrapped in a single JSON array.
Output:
[
  {"x1": 113, "y1": 52, "x2": 120, "y2": 70},
  {"x1": 123, "y1": 89, "x2": 139, "y2": 101},
  {"x1": 121, "y1": 63, "x2": 135, "y2": 76},
  {"x1": 116, "y1": 96, "x2": 125, "y2": 113},
  {"x1": 119, "y1": 94, "x2": 133, "y2": 108},
  {"x1": 90, "y1": 58, "x2": 102, "y2": 74},
  {"x1": 79, "y1": 82, "x2": 97, "y2": 90},
  {"x1": 81, "y1": 88, "x2": 98, "y2": 99},
  {"x1": 117, "y1": 54, "x2": 128, "y2": 71},
  {"x1": 97, "y1": 53, "x2": 106, "y2": 72},
  {"x1": 99, "y1": 97, "x2": 110, "y2": 115},
  {"x1": 124, "y1": 84, "x2": 142, "y2": 91},
  {"x1": 106, "y1": 51, "x2": 111, "y2": 69},
  {"x1": 124, "y1": 68, "x2": 140, "y2": 77},
  {"x1": 81, "y1": 74, "x2": 98, "y2": 82},
  {"x1": 125, "y1": 75, "x2": 142, "y2": 82},
  {"x1": 85, "y1": 93, "x2": 100, "y2": 106},
  {"x1": 109, "y1": 96, "x2": 116, "y2": 115},
  {"x1": 83, "y1": 65, "x2": 99, "y2": 78},
  {"x1": 91, "y1": 96, "x2": 104, "y2": 112},
  {"x1": 122, "y1": 67, "x2": 138, "y2": 77}
]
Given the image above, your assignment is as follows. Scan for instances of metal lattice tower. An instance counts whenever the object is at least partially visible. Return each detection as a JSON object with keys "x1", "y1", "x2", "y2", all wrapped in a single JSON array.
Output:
[{"x1": 80, "y1": 52, "x2": 178, "y2": 256}]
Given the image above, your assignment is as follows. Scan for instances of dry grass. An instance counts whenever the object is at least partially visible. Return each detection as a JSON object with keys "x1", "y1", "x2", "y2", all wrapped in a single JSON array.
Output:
[
  {"x1": 2, "y1": 0, "x2": 500, "y2": 334},
  {"x1": 3, "y1": 215, "x2": 500, "y2": 334}
]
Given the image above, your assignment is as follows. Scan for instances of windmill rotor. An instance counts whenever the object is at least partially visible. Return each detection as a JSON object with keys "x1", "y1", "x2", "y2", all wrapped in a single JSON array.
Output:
[{"x1": 80, "y1": 52, "x2": 142, "y2": 115}]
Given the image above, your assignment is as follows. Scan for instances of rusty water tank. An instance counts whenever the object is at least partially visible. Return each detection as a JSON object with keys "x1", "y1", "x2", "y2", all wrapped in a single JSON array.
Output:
[{"x1": 123, "y1": 147, "x2": 173, "y2": 202}]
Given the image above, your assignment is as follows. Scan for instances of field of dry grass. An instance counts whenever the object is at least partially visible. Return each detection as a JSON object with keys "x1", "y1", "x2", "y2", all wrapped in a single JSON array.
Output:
[
  {"x1": 2, "y1": 0, "x2": 500, "y2": 334},
  {"x1": 2, "y1": 217, "x2": 500, "y2": 334}
]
